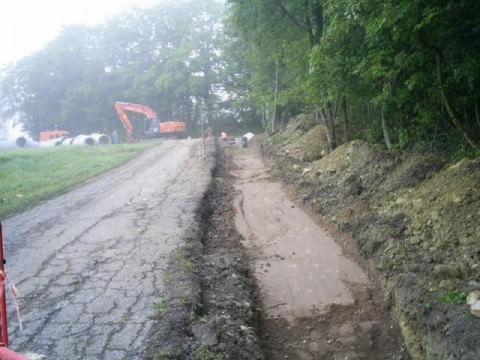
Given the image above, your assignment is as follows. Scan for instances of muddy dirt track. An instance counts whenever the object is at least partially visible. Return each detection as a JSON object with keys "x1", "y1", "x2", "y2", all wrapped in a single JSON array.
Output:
[
  {"x1": 230, "y1": 140, "x2": 409, "y2": 359},
  {"x1": 3, "y1": 139, "x2": 212, "y2": 359}
]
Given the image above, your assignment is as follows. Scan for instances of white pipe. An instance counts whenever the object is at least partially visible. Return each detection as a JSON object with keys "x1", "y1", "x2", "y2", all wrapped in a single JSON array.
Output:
[
  {"x1": 39, "y1": 137, "x2": 65, "y2": 147},
  {"x1": 0, "y1": 137, "x2": 39, "y2": 148},
  {"x1": 89, "y1": 133, "x2": 111, "y2": 146},
  {"x1": 60, "y1": 137, "x2": 75, "y2": 145},
  {"x1": 0, "y1": 139, "x2": 17, "y2": 148},
  {"x1": 72, "y1": 135, "x2": 96, "y2": 146},
  {"x1": 17, "y1": 136, "x2": 39, "y2": 148}
]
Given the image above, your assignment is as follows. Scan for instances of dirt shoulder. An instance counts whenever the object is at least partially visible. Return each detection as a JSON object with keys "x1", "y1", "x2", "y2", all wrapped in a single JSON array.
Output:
[{"x1": 263, "y1": 117, "x2": 480, "y2": 360}]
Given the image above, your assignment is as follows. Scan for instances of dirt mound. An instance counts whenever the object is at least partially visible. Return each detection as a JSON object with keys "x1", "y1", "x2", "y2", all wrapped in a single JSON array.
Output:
[
  {"x1": 272, "y1": 114, "x2": 329, "y2": 162},
  {"x1": 264, "y1": 118, "x2": 480, "y2": 360}
]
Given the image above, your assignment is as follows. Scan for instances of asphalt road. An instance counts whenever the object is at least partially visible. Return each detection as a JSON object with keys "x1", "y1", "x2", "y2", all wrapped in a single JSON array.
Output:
[{"x1": 2, "y1": 139, "x2": 212, "y2": 359}]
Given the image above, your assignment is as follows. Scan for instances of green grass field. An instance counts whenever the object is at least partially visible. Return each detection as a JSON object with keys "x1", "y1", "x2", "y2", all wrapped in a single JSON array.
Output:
[{"x1": 0, "y1": 143, "x2": 157, "y2": 219}]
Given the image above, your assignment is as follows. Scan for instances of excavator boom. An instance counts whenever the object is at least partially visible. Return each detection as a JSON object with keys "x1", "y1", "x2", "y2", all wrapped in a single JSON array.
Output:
[{"x1": 114, "y1": 102, "x2": 186, "y2": 142}]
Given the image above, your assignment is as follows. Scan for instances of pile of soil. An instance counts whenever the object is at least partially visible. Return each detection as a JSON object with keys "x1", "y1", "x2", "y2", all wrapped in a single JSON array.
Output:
[
  {"x1": 142, "y1": 146, "x2": 264, "y2": 360},
  {"x1": 263, "y1": 115, "x2": 480, "y2": 359}
]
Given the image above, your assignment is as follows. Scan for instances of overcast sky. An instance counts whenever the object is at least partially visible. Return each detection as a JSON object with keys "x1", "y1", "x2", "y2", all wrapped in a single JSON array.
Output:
[{"x1": 0, "y1": 0, "x2": 163, "y2": 69}]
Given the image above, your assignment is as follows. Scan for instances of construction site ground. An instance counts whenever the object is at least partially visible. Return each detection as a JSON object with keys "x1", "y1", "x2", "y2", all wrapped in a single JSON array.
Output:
[
  {"x1": 5, "y1": 128, "x2": 478, "y2": 359},
  {"x1": 231, "y1": 139, "x2": 409, "y2": 359},
  {"x1": 145, "y1": 127, "x2": 480, "y2": 359},
  {"x1": 143, "y1": 139, "x2": 409, "y2": 359}
]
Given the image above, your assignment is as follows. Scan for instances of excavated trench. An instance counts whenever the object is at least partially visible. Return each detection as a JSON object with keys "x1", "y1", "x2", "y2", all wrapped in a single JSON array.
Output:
[{"x1": 142, "y1": 145, "x2": 264, "y2": 359}]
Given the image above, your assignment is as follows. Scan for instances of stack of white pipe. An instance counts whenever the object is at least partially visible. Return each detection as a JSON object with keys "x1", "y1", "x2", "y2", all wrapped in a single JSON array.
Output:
[
  {"x1": 40, "y1": 133, "x2": 111, "y2": 148},
  {"x1": 0, "y1": 133, "x2": 112, "y2": 149}
]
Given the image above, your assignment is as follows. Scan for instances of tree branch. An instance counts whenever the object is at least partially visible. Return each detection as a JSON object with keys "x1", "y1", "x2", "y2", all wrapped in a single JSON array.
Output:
[
  {"x1": 435, "y1": 51, "x2": 478, "y2": 150},
  {"x1": 272, "y1": 0, "x2": 309, "y2": 35}
]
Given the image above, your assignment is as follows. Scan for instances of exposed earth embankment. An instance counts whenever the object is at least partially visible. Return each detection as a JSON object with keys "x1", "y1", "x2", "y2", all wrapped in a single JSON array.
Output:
[{"x1": 263, "y1": 116, "x2": 480, "y2": 359}]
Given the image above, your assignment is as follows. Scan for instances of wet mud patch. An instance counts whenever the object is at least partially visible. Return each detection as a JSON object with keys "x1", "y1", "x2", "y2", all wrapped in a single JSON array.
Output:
[
  {"x1": 142, "y1": 144, "x2": 264, "y2": 360},
  {"x1": 261, "y1": 284, "x2": 408, "y2": 360}
]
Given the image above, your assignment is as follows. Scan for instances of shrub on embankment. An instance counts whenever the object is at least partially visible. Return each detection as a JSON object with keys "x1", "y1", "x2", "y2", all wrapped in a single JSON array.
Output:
[{"x1": 264, "y1": 117, "x2": 480, "y2": 360}]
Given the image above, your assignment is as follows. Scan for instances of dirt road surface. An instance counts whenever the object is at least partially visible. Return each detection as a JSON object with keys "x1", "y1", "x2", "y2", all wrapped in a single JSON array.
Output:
[
  {"x1": 231, "y1": 141, "x2": 408, "y2": 359},
  {"x1": 2, "y1": 139, "x2": 212, "y2": 359},
  {"x1": 233, "y1": 150, "x2": 368, "y2": 320}
]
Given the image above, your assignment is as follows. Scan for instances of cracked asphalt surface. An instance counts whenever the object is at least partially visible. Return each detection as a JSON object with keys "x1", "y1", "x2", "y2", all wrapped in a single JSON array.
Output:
[{"x1": 2, "y1": 139, "x2": 212, "y2": 359}]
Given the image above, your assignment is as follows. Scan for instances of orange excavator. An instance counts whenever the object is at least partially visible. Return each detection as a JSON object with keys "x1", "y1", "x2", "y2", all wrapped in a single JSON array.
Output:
[{"x1": 114, "y1": 102, "x2": 187, "y2": 143}]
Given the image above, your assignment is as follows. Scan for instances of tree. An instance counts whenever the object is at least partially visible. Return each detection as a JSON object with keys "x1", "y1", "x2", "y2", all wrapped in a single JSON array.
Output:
[
  {"x1": 227, "y1": 0, "x2": 480, "y2": 154},
  {"x1": 0, "y1": 0, "x2": 227, "y2": 138}
]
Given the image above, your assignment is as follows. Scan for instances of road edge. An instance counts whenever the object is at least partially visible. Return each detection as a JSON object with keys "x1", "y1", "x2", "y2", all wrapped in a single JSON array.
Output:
[{"x1": 141, "y1": 143, "x2": 265, "y2": 359}]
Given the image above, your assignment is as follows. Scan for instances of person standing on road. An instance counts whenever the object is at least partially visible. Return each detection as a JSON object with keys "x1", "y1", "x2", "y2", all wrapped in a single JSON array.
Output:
[{"x1": 111, "y1": 129, "x2": 119, "y2": 144}]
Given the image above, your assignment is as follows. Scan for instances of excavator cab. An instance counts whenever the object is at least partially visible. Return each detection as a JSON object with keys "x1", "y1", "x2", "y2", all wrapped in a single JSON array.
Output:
[
  {"x1": 145, "y1": 117, "x2": 157, "y2": 134},
  {"x1": 144, "y1": 117, "x2": 163, "y2": 136}
]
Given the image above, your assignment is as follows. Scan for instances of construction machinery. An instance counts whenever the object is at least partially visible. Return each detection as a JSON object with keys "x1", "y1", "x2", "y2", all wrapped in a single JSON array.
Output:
[
  {"x1": 38, "y1": 130, "x2": 70, "y2": 142},
  {"x1": 114, "y1": 102, "x2": 187, "y2": 143}
]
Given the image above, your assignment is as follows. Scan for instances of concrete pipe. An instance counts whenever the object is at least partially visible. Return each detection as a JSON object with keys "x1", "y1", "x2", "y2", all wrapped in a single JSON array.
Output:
[
  {"x1": 90, "y1": 133, "x2": 111, "y2": 146},
  {"x1": 60, "y1": 137, "x2": 76, "y2": 145},
  {"x1": 0, "y1": 137, "x2": 38, "y2": 149},
  {"x1": 39, "y1": 137, "x2": 65, "y2": 147},
  {"x1": 72, "y1": 135, "x2": 96, "y2": 146},
  {"x1": 0, "y1": 140, "x2": 17, "y2": 149},
  {"x1": 15, "y1": 137, "x2": 26, "y2": 147},
  {"x1": 16, "y1": 136, "x2": 39, "y2": 148}
]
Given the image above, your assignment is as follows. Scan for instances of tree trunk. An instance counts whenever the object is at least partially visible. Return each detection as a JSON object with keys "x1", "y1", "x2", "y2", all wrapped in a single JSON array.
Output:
[
  {"x1": 263, "y1": 106, "x2": 267, "y2": 134},
  {"x1": 341, "y1": 95, "x2": 348, "y2": 142},
  {"x1": 475, "y1": 98, "x2": 480, "y2": 129},
  {"x1": 435, "y1": 51, "x2": 478, "y2": 150},
  {"x1": 271, "y1": 56, "x2": 279, "y2": 133},
  {"x1": 318, "y1": 107, "x2": 330, "y2": 146},
  {"x1": 320, "y1": 101, "x2": 336, "y2": 151},
  {"x1": 381, "y1": 106, "x2": 392, "y2": 150}
]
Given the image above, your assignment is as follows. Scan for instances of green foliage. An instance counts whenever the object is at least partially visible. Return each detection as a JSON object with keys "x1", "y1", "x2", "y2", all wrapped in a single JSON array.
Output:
[
  {"x1": 178, "y1": 246, "x2": 196, "y2": 272},
  {"x1": 154, "y1": 353, "x2": 178, "y2": 360},
  {"x1": 226, "y1": 0, "x2": 480, "y2": 154},
  {"x1": 2, "y1": 0, "x2": 479, "y2": 154},
  {"x1": 148, "y1": 299, "x2": 168, "y2": 319},
  {"x1": 0, "y1": 143, "x2": 154, "y2": 219},
  {"x1": 438, "y1": 290, "x2": 467, "y2": 305},
  {"x1": 194, "y1": 346, "x2": 228, "y2": 360}
]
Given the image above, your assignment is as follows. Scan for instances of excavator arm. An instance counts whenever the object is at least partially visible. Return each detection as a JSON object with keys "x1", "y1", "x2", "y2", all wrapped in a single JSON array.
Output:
[{"x1": 114, "y1": 102, "x2": 158, "y2": 143}]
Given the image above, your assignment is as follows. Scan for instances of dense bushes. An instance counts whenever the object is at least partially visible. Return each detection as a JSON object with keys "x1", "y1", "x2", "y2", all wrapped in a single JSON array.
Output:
[{"x1": 227, "y1": 0, "x2": 480, "y2": 157}]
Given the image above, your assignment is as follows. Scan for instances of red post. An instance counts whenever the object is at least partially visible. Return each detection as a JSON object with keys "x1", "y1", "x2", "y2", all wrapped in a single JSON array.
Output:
[{"x1": 0, "y1": 222, "x2": 8, "y2": 348}]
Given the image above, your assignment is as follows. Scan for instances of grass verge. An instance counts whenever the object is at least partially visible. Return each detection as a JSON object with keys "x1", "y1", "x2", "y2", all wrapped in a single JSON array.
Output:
[{"x1": 0, "y1": 143, "x2": 156, "y2": 219}]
